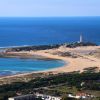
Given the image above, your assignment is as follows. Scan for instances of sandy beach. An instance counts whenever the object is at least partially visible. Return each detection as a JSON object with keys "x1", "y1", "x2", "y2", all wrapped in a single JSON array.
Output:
[
  {"x1": 28, "y1": 46, "x2": 100, "y2": 72},
  {"x1": 0, "y1": 45, "x2": 100, "y2": 84},
  {"x1": 4, "y1": 46, "x2": 100, "y2": 73}
]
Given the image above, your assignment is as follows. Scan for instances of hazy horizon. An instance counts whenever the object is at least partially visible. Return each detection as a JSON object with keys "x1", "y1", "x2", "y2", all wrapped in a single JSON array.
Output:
[{"x1": 0, "y1": 16, "x2": 100, "y2": 18}]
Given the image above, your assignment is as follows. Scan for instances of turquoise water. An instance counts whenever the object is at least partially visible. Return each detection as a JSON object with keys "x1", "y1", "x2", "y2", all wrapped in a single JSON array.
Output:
[{"x1": 0, "y1": 58, "x2": 65, "y2": 76}]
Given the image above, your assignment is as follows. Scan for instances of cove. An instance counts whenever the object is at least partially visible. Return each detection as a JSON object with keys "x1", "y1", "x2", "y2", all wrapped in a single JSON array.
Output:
[{"x1": 0, "y1": 57, "x2": 65, "y2": 76}]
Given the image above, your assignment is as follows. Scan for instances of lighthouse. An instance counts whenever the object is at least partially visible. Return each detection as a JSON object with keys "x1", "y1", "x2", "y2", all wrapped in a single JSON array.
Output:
[{"x1": 80, "y1": 34, "x2": 83, "y2": 43}]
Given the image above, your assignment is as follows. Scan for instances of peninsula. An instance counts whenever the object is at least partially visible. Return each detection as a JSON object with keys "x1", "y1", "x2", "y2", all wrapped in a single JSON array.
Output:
[
  {"x1": 0, "y1": 42, "x2": 100, "y2": 100},
  {"x1": 0, "y1": 42, "x2": 99, "y2": 79}
]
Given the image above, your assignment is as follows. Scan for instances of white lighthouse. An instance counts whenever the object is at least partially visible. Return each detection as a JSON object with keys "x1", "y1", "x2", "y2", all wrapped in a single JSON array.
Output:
[{"x1": 80, "y1": 34, "x2": 83, "y2": 43}]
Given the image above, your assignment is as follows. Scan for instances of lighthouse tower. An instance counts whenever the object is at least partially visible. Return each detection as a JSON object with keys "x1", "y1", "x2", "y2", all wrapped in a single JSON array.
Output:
[{"x1": 80, "y1": 34, "x2": 83, "y2": 43}]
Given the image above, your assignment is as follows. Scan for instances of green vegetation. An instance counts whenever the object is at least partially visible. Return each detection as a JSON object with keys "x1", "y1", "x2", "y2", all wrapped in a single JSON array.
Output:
[
  {"x1": 0, "y1": 72, "x2": 100, "y2": 100},
  {"x1": 6, "y1": 42, "x2": 97, "y2": 52}
]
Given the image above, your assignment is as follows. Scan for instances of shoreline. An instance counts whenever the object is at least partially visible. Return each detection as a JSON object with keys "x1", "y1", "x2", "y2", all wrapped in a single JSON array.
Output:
[
  {"x1": 0, "y1": 59, "x2": 67, "y2": 78},
  {"x1": 0, "y1": 46, "x2": 100, "y2": 80},
  {"x1": 0, "y1": 53, "x2": 68, "y2": 79}
]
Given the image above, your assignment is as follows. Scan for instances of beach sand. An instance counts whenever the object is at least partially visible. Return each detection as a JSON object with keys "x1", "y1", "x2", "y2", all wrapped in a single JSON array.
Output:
[
  {"x1": 0, "y1": 46, "x2": 100, "y2": 81},
  {"x1": 27, "y1": 46, "x2": 100, "y2": 73}
]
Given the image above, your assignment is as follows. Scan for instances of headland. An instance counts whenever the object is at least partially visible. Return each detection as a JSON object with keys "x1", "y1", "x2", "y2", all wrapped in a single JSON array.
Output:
[{"x1": 0, "y1": 42, "x2": 100, "y2": 82}]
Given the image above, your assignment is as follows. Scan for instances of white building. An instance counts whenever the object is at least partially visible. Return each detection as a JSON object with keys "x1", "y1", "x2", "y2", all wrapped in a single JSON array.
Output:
[
  {"x1": 8, "y1": 94, "x2": 35, "y2": 100},
  {"x1": 80, "y1": 34, "x2": 83, "y2": 43},
  {"x1": 35, "y1": 93, "x2": 61, "y2": 100},
  {"x1": 77, "y1": 34, "x2": 83, "y2": 43},
  {"x1": 68, "y1": 93, "x2": 95, "y2": 99}
]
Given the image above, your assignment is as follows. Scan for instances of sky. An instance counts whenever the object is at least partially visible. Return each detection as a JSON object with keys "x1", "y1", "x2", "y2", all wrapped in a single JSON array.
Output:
[{"x1": 0, "y1": 0, "x2": 100, "y2": 17}]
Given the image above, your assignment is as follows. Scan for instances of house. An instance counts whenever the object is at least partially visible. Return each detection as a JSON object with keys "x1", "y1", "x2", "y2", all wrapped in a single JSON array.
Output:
[
  {"x1": 68, "y1": 92, "x2": 95, "y2": 99},
  {"x1": 8, "y1": 94, "x2": 35, "y2": 100},
  {"x1": 35, "y1": 93, "x2": 61, "y2": 100}
]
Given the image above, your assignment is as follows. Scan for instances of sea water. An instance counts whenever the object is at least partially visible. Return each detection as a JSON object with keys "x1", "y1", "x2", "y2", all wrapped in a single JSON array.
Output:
[
  {"x1": 0, "y1": 58, "x2": 65, "y2": 76},
  {"x1": 0, "y1": 17, "x2": 100, "y2": 76},
  {"x1": 0, "y1": 17, "x2": 100, "y2": 47}
]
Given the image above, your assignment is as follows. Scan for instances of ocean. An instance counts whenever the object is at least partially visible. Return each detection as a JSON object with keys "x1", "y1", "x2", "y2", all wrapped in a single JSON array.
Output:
[
  {"x1": 0, "y1": 58, "x2": 65, "y2": 76},
  {"x1": 0, "y1": 17, "x2": 100, "y2": 47},
  {"x1": 0, "y1": 17, "x2": 100, "y2": 76}
]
